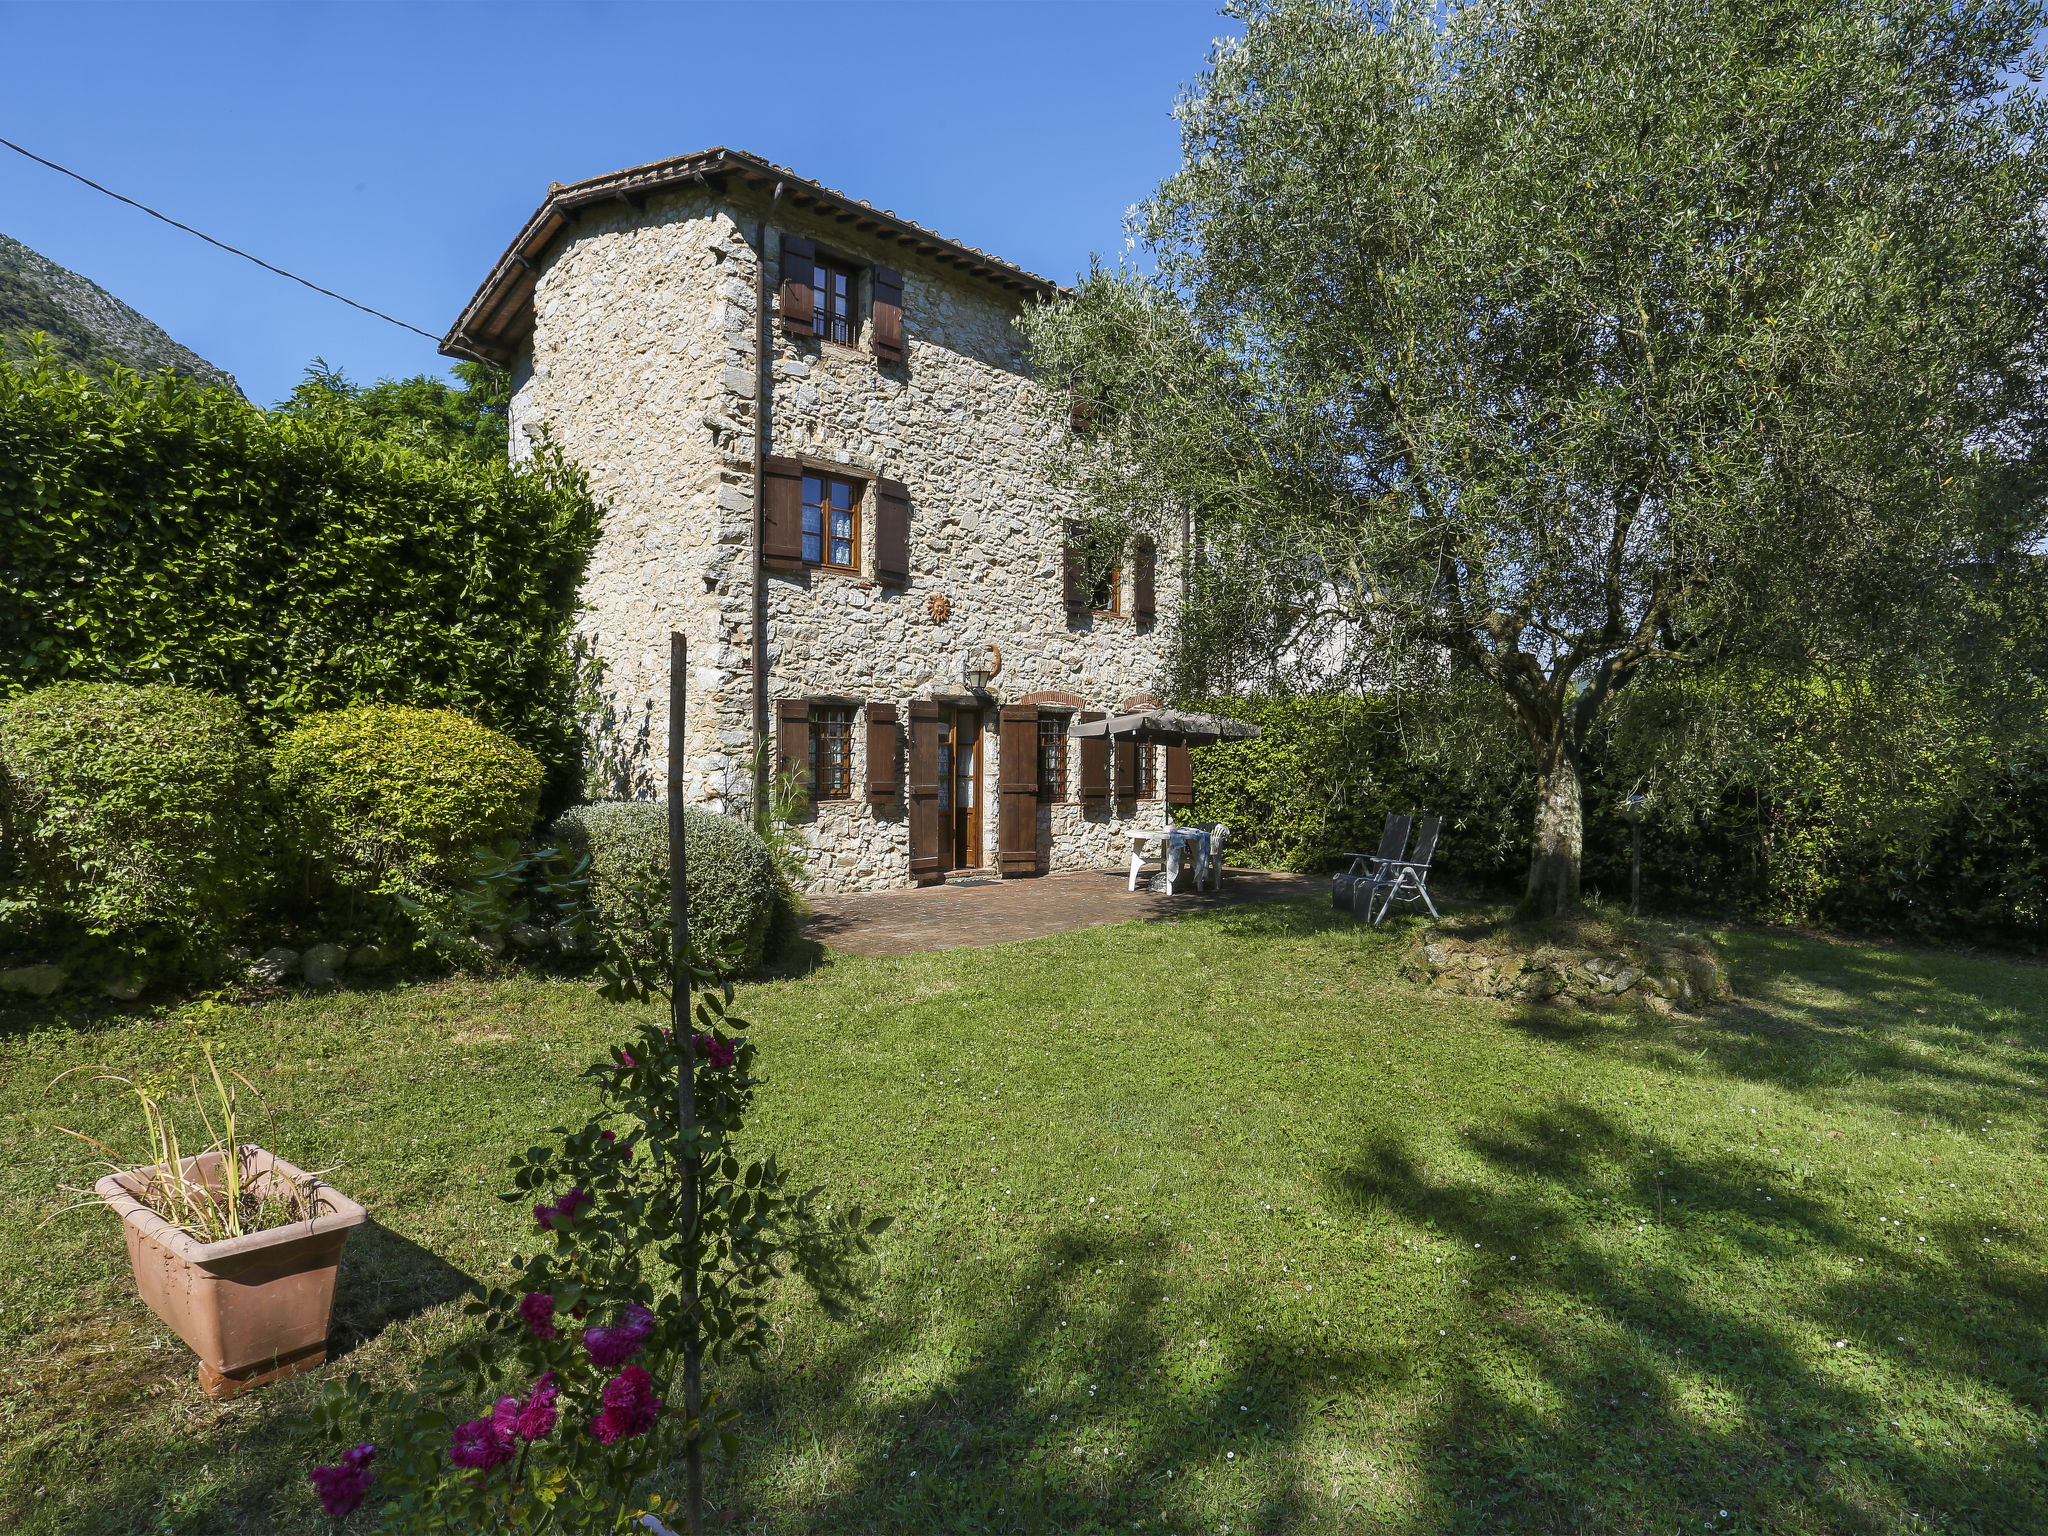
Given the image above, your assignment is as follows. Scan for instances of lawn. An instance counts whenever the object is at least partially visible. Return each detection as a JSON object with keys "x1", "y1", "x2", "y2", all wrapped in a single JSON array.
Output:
[{"x1": 1, "y1": 898, "x2": 2043, "y2": 1535}]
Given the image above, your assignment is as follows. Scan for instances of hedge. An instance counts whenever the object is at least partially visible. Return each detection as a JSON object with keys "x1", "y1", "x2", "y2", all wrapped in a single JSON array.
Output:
[
  {"x1": 0, "y1": 682, "x2": 269, "y2": 959},
  {"x1": 273, "y1": 706, "x2": 545, "y2": 910},
  {"x1": 552, "y1": 802, "x2": 785, "y2": 979},
  {"x1": 0, "y1": 352, "x2": 600, "y2": 811}
]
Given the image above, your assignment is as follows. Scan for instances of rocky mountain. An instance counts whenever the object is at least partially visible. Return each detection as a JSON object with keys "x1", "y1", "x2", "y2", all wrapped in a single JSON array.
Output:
[{"x1": 1, "y1": 231, "x2": 240, "y2": 394}]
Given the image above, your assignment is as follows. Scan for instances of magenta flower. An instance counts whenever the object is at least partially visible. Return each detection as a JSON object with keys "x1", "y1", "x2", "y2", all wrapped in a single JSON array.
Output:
[
  {"x1": 512, "y1": 1371, "x2": 560, "y2": 1442},
  {"x1": 309, "y1": 1442, "x2": 376, "y2": 1517},
  {"x1": 599, "y1": 1129, "x2": 635, "y2": 1161},
  {"x1": 534, "y1": 1188, "x2": 592, "y2": 1231},
  {"x1": 518, "y1": 1291, "x2": 557, "y2": 1339},
  {"x1": 583, "y1": 1302, "x2": 656, "y2": 1368},
  {"x1": 449, "y1": 1415, "x2": 515, "y2": 1471},
  {"x1": 589, "y1": 1364, "x2": 662, "y2": 1444},
  {"x1": 694, "y1": 1033, "x2": 737, "y2": 1070}
]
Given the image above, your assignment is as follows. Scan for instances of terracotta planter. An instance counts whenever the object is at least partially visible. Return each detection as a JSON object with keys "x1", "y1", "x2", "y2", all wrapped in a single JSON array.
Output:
[{"x1": 95, "y1": 1147, "x2": 365, "y2": 1399}]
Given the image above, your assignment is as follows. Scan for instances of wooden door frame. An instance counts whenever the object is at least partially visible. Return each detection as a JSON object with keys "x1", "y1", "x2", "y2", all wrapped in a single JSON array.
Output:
[{"x1": 950, "y1": 708, "x2": 983, "y2": 871}]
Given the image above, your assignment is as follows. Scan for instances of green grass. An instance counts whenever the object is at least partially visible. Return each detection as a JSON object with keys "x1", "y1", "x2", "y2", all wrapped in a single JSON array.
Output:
[{"x1": 2, "y1": 899, "x2": 2043, "y2": 1535}]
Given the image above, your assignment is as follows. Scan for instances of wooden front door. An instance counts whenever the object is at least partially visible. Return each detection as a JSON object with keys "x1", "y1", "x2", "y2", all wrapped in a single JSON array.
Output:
[{"x1": 936, "y1": 708, "x2": 982, "y2": 872}]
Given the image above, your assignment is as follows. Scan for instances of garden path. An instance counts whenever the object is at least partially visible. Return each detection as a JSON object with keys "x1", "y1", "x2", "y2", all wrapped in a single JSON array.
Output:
[{"x1": 799, "y1": 867, "x2": 1322, "y2": 957}]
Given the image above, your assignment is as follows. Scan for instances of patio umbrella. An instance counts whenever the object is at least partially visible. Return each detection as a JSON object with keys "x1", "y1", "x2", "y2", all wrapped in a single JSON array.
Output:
[{"x1": 1068, "y1": 708, "x2": 1262, "y2": 747}]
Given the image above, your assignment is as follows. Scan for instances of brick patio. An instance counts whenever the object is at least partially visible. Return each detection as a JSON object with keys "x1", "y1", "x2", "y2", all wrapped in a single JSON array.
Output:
[{"x1": 799, "y1": 867, "x2": 1325, "y2": 957}]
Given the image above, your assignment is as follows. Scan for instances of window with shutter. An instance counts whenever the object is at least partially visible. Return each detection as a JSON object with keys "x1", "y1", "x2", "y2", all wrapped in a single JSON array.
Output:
[
  {"x1": 1165, "y1": 744, "x2": 1194, "y2": 805},
  {"x1": 762, "y1": 456, "x2": 807, "y2": 568},
  {"x1": 808, "y1": 705, "x2": 854, "y2": 799},
  {"x1": 801, "y1": 472, "x2": 861, "y2": 571},
  {"x1": 866, "y1": 702, "x2": 899, "y2": 805},
  {"x1": 778, "y1": 234, "x2": 816, "y2": 337},
  {"x1": 872, "y1": 266, "x2": 905, "y2": 363},
  {"x1": 1136, "y1": 742, "x2": 1158, "y2": 799},
  {"x1": 1077, "y1": 710, "x2": 1107, "y2": 803},
  {"x1": 907, "y1": 701, "x2": 943, "y2": 884},
  {"x1": 997, "y1": 705, "x2": 1041, "y2": 877},
  {"x1": 1133, "y1": 535, "x2": 1157, "y2": 620},
  {"x1": 775, "y1": 698, "x2": 811, "y2": 809},
  {"x1": 1115, "y1": 734, "x2": 1137, "y2": 798},
  {"x1": 1037, "y1": 715, "x2": 1069, "y2": 801},
  {"x1": 874, "y1": 479, "x2": 911, "y2": 585},
  {"x1": 1061, "y1": 527, "x2": 1088, "y2": 616}
]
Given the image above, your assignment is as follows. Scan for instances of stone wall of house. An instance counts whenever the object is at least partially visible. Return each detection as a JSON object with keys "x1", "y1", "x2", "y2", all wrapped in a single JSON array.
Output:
[{"x1": 509, "y1": 184, "x2": 1176, "y2": 893}]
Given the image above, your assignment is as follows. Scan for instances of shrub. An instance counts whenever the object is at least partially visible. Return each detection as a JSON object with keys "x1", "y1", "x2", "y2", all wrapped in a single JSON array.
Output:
[
  {"x1": 0, "y1": 682, "x2": 269, "y2": 958},
  {"x1": 0, "y1": 352, "x2": 600, "y2": 811},
  {"x1": 273, "y1": 707, "x2": 544, "y2": 911},
  {"x1": 552, "y1": 802, "x2": 783, "y2": 978}
]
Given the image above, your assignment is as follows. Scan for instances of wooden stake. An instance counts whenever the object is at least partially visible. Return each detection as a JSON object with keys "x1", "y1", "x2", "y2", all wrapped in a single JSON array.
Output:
[{"x1": 667, "y1": 631, "x2": 702, "y2": 1536}]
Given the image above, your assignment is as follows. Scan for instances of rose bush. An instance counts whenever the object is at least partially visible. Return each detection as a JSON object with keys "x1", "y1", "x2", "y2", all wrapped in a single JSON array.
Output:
[{"x1": 302, "y1": 950, "x2": 887, "y2": 1532}]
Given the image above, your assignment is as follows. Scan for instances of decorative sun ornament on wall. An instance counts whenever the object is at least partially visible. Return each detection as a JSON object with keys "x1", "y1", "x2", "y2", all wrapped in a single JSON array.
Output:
[{"x1": 928, "y1": 593, "x2": 951, "y2": 624}]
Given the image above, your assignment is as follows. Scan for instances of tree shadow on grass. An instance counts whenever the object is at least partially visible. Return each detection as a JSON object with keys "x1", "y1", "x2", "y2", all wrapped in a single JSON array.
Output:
[
  {"x1": 707, "y1": 1222, "x2": 1349, "y2": 1535},
  {"x1": 1332, "y1": 1103, "x2": 2047, "y2": 1534}
]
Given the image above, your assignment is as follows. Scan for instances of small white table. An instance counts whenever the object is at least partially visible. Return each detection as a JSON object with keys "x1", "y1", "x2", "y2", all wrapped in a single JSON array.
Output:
[{"x1": 1128, "y1": 828, "x2": 1211, "y2": 893}]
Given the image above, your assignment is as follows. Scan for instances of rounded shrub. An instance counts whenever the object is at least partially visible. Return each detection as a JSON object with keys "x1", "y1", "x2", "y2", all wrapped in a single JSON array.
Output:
[
  {"x1": 551, "y1": 801, "x2": 783, "y2": 978},
  {"x1": 0, "y1": 682, "x2": 269, "y2": 950},
  {"x1": 273, "y1": 706, "x2": 544, "y2": 902}
]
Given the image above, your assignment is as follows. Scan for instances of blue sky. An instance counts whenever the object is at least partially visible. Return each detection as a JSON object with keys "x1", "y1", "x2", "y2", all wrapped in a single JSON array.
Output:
[{"x1": 0, "y1": 1, "x2": 1234, "y2": 405}]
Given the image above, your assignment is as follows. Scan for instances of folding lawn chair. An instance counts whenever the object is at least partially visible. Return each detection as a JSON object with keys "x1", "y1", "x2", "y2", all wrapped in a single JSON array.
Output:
[
  {"x1": 1366, "y1": 813, "x2": 1442, "y2": 924},
  {"x1": 1333, "y1": 813, "x2": 1411, "y2": 915}
]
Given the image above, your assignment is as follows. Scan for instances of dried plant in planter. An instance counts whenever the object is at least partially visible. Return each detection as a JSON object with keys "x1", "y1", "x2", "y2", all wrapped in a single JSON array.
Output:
[{"x1": 53, "y1": 1048, "x2": 319, "y2": 1240}]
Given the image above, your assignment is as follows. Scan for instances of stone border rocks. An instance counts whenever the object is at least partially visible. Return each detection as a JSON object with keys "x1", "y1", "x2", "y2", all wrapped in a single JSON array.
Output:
[{"x1": 1404, "y1": 912, "x2": 1731, "y2": 1013}]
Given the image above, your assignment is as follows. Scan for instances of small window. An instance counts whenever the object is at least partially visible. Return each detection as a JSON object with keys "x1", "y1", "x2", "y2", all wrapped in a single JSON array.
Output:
[
  {"x1": 808, "y1": 705, "x2": 854, "y2": 799},
  {"x1": 1091, "y1": 565, "x2": 1121, "y2": 615},
  {"x1": 802, "y1": 473, "x2": 861, "y2": 571},
  {"x1": 1038, "y1": 716, "x2": 1069, "y2": 801},
  {"x1": 1136, "y1": 742, "x2": 1157, "y2": 799},
  {"x1": 809, "y1": 256, "x2": 860, "y2": 346}
]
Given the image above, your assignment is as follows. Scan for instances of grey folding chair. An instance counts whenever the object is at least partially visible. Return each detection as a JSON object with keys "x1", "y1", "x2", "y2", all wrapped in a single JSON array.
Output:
[
  {"x1": 1333, "y1": 813, "x2": 1411, "y2": 915},
  {"x1": 1368, "y1": 813, "x2": 1442, "y2": 923}
]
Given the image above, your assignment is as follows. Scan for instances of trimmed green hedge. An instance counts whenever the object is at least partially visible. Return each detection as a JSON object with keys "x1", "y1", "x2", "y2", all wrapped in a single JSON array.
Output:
[
  {"x1": 552, "y1": 801, "x2": 785, "y2": 979},
  {"x1": 273, "y1": 706, "x2": 544, "y2": 907},
  {"x1": 0, "y1": 353, "x2": 600, "y2": 810},
  {"x1": 0, "y1": 682, "x2": 269, "y2": 957}
]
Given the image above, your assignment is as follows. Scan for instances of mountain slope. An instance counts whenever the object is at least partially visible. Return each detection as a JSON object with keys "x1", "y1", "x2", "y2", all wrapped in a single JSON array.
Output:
[{"x1": 0, "y1": 231, "x2": 240, "y2": 394}]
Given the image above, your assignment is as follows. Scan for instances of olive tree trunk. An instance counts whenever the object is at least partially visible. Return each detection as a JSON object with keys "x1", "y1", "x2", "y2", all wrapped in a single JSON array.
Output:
[{"x1": 1522, "y1": 746, "x2": 1583, "y2": 919}]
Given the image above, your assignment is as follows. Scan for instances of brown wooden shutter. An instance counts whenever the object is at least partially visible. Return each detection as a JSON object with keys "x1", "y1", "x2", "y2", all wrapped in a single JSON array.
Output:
[
  {"x1": 1115, "y1": 734, "x2": 1137, "y2": 798},
  {"x1": 1165, "y1": 744, "x2": 1194, "y2": 805},
  {"x1": 1133, "y1": 534, "x2": 1157, "y2": 620},
  {"x1": 762, "y1": 455, "x2": 806, "y2": 568},
  {"x1": 875, "y1": 478, "x2": 911, "y2": 586},
  {"x1": 778, "y1": 234, "x2": 815, "y2": 336},
  {"x1": 872, "y1": 266, "x2": 905, "y2": 363},
  {"x1": 776, "y1": 698, "x2": 811, "y2": 810},
  {"x1": 907, "y1": 700, "x2": 943, "y2": 884},
  {"x1": 997, "y1": 705, "x2": 1041, "y2": 877},
  {"x1": 1062, "y1": 526, "x2": 1088, "y2": 616},
  {"x1": 1078, "y1": 710, "x2": 1107, "y2": 803},
  {"x1": 865, "y1": 702, "x2": 899, "y2": 805}
]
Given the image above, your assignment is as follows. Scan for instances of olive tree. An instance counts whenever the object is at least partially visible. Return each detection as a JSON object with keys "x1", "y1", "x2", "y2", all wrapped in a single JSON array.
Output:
[{"x1": 1025, "y1": 0, "x2": 2048, "y2": 914}]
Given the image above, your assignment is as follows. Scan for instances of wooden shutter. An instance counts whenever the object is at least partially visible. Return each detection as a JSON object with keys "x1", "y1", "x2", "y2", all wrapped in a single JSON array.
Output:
[
  {"x1": 865, "y1": 702, "x2": 899, "y2": 805},
  {"x1": 1165, "y1": 744, "x2": 1194, "y2": 805},
  {"x1": 776, "y1": 698, "x2": 811, "y2": 811},
  {"x1": 907, "y1": 701, "x2": 943, "y2": 884},
  {"x1": 1115, "y1": 735, "x2": 1137, "y2": 798},
  {"x1": 872, "y1": 266, "x2": 905, "y2": 363},
  {"x1": 997, "y1": 705, "x2": 1041, "y2": 877},
  {"x1": 762, "y1": 455, "x2": 806, "y2": 568},
  {"x1": 1133, "y1": 534, "x2": 1157, "y2": 620},
  {"x1": 779, "y1": 234, "x2": 815, "y2": 336},
  {"x1": 1078, "y1": 710, "x2": 1107, "y2": 803},
  {"x1": 875, "y1": 478, "x2": 911, "y2": 586},
  {"x1": 1061, "y1": 527, "x2": 1088, "y2": 616}
]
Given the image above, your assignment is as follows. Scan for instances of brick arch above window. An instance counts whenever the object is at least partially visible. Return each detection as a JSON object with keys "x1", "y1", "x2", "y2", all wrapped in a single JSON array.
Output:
[
  {"x1": 1118, "y1": 693, "x2": 1164, "y2": 712},
  {"x1": 1017, "y1": 689, "x2": 1086, "y2": 710}
]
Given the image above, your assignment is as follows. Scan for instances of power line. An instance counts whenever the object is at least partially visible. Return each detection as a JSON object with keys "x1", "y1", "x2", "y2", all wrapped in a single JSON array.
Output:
[{"x1": 0, "y1": 134, "x2": 442, "y2": 342}]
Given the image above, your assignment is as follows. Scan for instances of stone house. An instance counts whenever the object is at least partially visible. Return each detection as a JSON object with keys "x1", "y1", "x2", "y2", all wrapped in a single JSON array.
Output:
[{"x1": 441, "y1": 147, "x2": 1189, "y2": 893}]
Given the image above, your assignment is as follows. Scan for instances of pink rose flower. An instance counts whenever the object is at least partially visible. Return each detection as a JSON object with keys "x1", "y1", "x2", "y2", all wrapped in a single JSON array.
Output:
[
  {"x1": 309, "y1": 1442, "x2": 375, "y2": 1517},
  {"x1": 694, "y1": 1033, "x2": 737, "y2": 1069},
  {"x1": 534, "y1": 1188, "x2": 591, "y2": 1231},
  {"x1": 518, "y1": 1291, "x2": 557, "y2": 1339},
  {"x1": 448, "y1": 1416, "x2": 514, "y2": 1471},
  {"x1": 589, "y1": 1364, "x2": 661, "y2": 1444},
  {"x1": 512, "y1": 1371, "x2": 560, "y2": 1442},
  {"x1": 583, "y1": 1302, "x2": 656, "y2": 1369}
]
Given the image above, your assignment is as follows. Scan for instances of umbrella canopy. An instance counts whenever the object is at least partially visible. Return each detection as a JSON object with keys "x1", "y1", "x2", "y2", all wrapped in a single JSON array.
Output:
[{"x1": 1068, "y1": 708, "x2": 1262, "y2": 747}]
